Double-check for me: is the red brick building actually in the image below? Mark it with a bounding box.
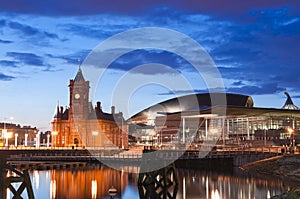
[51,67,128,148]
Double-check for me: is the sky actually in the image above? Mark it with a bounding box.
[0,0,300,132]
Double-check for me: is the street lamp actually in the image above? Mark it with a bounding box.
[3,129,7,147]
[47,134,50,148]
[15,133,18,147]
[92,131,98,149]
[36,132,40,148]
[4,130,13,147]
[25,133,28,147]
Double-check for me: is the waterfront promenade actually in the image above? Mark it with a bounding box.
[0,146,284,170]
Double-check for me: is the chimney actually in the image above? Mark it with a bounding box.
[60,106,64,114]
[111,106,115,114]
[96,101,102,110]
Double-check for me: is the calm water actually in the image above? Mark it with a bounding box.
[6,166,293,199]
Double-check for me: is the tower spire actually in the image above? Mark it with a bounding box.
[282,92,299,110]
[74,59,85,82]
[78,58,81,69]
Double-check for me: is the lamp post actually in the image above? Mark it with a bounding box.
[47,134,50,148]
[36,132,40,148]
[4,131,12,148]
[25,133,28,147]
[15,133,18,147]
[92,131,98,150]
[3,129,8,147]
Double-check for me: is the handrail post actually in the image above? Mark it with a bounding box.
[0,153,7,199]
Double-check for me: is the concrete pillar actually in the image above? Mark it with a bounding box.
[14,133,18,147]
[222,118,225,145]
[182,117,185,143]
[205,119,208,140]
[247,118,250,140]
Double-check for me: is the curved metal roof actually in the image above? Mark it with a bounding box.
[129,93,253,124]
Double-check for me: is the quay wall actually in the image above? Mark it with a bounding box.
[1,149,281,170]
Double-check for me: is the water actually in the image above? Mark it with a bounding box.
[7,166,293,199]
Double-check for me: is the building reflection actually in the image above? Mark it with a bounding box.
[26,166,294,199]
[49,166,128,199]
[50,180,56,199]
[91,180,97,199]
[176,169,292,199]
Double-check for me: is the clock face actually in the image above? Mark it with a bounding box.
[74,93,80,99]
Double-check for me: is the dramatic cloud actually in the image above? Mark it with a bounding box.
[0,39,12,44]
[0,72,15,81]
[6,52,45,66]
[227,83,286,95]
[8,21,59,39]
[107,50,190,74]
[0,60,19,68]
[0,0,299,19]
[46,49,92,65]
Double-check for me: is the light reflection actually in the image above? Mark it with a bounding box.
[211,189,220,199]
[27,167,295,199]
[91,180,97,199]
[6,188,10,199]
[267,190,271,199]
[50,180,56,199]
[33,170,40,190]
[183,177,186,199]
[206,176,209,199]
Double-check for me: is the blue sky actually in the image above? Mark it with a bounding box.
[0,0,299,131]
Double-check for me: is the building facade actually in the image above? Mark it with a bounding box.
[0,123,38,147]
[129,93,300,147]
[51,67,128,149]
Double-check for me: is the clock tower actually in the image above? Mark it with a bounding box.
[68,67,90,146]
[52,66,128,149]
[69,67,90,119]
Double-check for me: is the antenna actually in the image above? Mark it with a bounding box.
[78,58,81,68]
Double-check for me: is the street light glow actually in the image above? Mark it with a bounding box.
[92,131,99,136]
[287,127,294,134]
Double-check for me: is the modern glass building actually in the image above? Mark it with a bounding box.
[129,93,300,147]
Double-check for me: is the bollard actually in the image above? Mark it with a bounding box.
[108,186,117,199]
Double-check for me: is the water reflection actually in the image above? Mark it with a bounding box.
[50,180,56,199]
[211,189,220,199]
[17,166,295,199]
[33,170,39,190]
[175,169,292,199]
[91,180,97,199]
[47,166,128,199]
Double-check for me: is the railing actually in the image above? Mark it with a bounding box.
[4,146,287,165]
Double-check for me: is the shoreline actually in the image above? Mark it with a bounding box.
[242,154,300,198]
